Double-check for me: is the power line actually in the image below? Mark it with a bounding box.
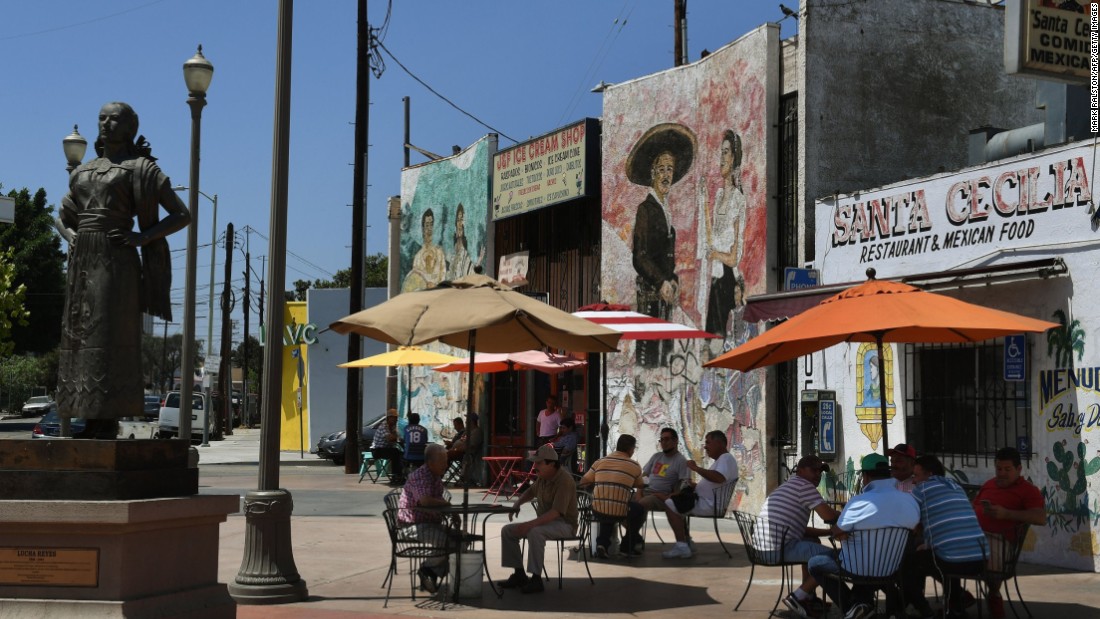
[0,0,169,42]
[373,37,518,144]
[559,0,636,125]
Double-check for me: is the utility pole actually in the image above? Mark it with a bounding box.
[343,0,369,474]
[219,222,235,436]
[674,0,687,67]
[242,232,252,428]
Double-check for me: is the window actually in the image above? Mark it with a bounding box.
[904,340,1032,463]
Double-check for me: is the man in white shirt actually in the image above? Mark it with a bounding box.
[661,430,739,559]
[535,395,563,443]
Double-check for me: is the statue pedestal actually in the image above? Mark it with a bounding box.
[0,495,240,618]
[0,440,238,617]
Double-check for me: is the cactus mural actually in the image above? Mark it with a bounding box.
[1043,439,1100,531]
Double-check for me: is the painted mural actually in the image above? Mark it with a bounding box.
[854,342,896,451]
[601,27,776,513]
[814,139,1100,571]
[397,136,495,442]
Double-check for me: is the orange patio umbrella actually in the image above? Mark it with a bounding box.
[705,269,1060,455]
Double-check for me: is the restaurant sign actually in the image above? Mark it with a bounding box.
[492,118,598,220]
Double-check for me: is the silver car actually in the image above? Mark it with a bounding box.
[21,396,55,417]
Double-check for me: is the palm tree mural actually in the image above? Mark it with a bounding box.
[1047,309,1085,368]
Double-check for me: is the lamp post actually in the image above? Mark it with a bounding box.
[63,125,87,174]
[174,185,217,447]
[58,125,87,438]
[179,45,214,444]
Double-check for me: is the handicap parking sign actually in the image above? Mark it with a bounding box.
[1004,334,1025,381]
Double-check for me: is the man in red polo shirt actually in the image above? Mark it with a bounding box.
[972,446,1046,618]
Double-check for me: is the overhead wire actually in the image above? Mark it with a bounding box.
[558,0,636,125]
[372,37,518,144]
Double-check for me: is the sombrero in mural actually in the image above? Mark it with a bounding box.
[625,122,697,187]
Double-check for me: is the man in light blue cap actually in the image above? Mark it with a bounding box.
[806,453,919,619]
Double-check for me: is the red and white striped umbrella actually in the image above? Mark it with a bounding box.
[573,303,718,341]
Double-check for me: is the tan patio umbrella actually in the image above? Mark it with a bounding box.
[338,346,461,419]
[330,273,622,353]
[331,273,621,503]
[704,269,1060,455]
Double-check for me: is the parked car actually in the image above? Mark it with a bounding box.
[315,416,385,466]
[143,395,162,421]
[158,391,219,441]
[21,396,55,417]
[31,410,86,438]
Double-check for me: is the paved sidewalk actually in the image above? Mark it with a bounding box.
[200,431,1100,618]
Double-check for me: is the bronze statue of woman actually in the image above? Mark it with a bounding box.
[56,102,191,438]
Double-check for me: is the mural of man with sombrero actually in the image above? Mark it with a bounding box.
[627,122,697,368]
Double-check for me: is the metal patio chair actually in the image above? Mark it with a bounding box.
[685,477,738,557]
[732,510,806,615]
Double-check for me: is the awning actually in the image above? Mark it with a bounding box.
[743,257,1067,323]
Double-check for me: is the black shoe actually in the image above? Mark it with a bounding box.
[619,541,644,556]
[520,577,545,594]
[497,572,529,589]
[417,566,438,593]
[595,545,609,559]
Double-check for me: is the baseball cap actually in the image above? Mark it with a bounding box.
[860,453,890,473]
[528,444,559,463]
[886,443,918,459]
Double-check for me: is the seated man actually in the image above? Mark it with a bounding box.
[397,443,459,594]
[445,416,467,463]
[661,430,739,559]
[578,434,646,558]
[498,444,578,594]
[808,454,919,619]
[887,443,919,493]
[902,455,989,619]
[552,417,580,474]
[757,455,840,618]
[638,427,691,523]
[973,446,1046,619]
[370,409,403,484]
[460,414,484,486]
[403,412,429,473]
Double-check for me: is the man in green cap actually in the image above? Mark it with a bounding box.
[805,453,919,619]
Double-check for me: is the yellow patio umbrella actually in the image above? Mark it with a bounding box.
[338,346,461,418]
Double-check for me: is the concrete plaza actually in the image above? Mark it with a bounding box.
[200,430,1100,618]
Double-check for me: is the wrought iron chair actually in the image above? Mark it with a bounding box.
[732,510,806,615]
[683,477,738,557]
[986,523,1033,618]
[590,480,641,556]
[533,491,595,589]
[824,526,912,616]
[380,508,453,608]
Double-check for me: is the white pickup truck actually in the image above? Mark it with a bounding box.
[158,391,218,441]
[117,418,158,439]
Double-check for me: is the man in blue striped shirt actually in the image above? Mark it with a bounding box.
[902,455,989,619]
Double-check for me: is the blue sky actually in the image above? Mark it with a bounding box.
[1,1,795,348]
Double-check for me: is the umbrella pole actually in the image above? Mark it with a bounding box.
[876,334,889,457]
[601,353,608,459]
[464,331,476,512]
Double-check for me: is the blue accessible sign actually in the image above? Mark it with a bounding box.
[1004,334,1025,382]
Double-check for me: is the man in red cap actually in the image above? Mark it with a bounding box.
[886,443,918,493]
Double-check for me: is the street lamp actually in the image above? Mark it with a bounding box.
[179,45,214,444]
[57,125,87,438]
[62,125,87,174]
[175,185,217,447]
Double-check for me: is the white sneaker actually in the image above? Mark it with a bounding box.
[661,541,693,559]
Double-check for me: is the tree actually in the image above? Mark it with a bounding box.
[286,253,388,301]
[0,187,67,354]
[231,335,263,394]
[0,249,31,357]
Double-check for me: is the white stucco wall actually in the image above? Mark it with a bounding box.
[813,139,1100,571]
